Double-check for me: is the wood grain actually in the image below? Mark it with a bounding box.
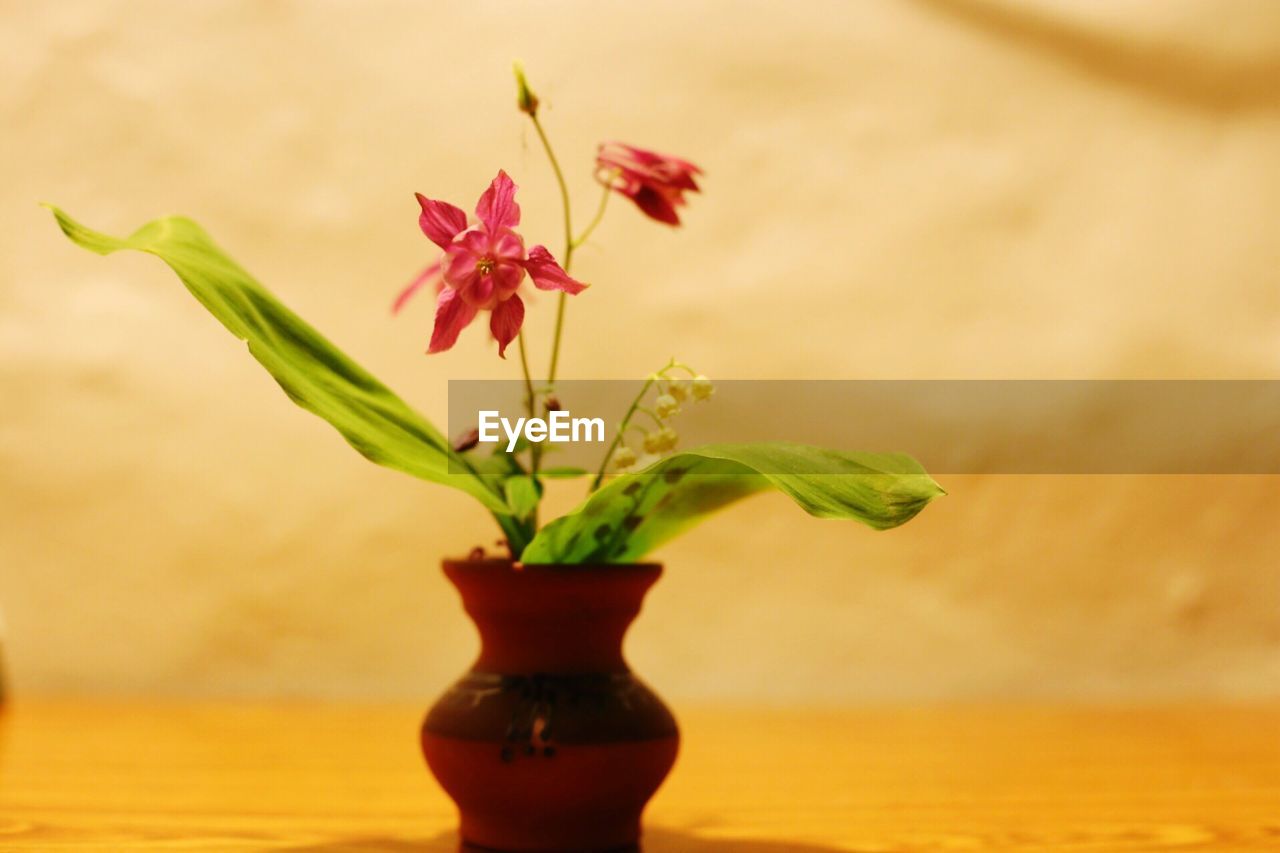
[0,701,1277,851]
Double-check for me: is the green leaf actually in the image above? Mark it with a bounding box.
[46,206,511,519]
[470,450,518,489]
[522,442,943,564]
[539,466,590,479]
[503,475,541,520]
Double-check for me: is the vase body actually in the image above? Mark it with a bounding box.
[422,558,678,852]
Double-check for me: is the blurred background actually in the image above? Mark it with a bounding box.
[1,0,1277,703]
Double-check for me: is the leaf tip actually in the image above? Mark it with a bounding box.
[40,201,68,229]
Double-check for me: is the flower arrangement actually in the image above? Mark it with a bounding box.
[46,65,942,564]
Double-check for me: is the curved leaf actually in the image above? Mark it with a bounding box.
[46,206,511,517]
[503,475,541,520]
[522,442,943,564]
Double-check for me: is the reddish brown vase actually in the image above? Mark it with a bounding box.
[422,558,678,852]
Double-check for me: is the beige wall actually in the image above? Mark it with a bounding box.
[1,0,1278,701]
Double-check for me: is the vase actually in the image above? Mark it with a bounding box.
[422,557,679,852]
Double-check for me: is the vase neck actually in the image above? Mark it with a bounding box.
[443,560,661,675]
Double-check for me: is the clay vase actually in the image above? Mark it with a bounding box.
[421,558,678,852]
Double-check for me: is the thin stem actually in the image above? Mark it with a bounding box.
[517,331,540,527]
[529,114,575,386]
[573,180,612,249]
[589,375,656,493]
[517,332,537,418]
[634,406,666,428]
[530,114,574,263]
[547,292,568,385]
[652,358,696,380]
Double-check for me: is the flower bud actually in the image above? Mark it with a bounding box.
[452,426,480,452]
[612,446,638,470]
[654,393,681,419]
[544,394,561,412]
[644,427,679,454]
[642,430,663,455]
[666,381,689,402]
[513,61,539,116]
[691,374,714,401]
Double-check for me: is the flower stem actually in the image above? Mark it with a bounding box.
[573,181,612,249]
[546,291,568,386]
[530,114,574,263]
[665,359,698,377]
[590,374,656,492]
[524,110,617,498]
[517,332,536,417]
[634,406,665,428]
[517,331,541,526]
[528,113,575,386]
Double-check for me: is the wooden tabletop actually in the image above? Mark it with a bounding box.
[0,700,1277,851]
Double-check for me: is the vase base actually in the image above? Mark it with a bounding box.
[425,731,677,853]
[461,841,639,853]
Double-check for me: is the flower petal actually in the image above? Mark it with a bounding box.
[415,193,468,250]
[488,226,526,263]
[427,287,479,354]
[631,186,682,225]
[465,273,497,308]
[489,294,525,359]
[599,141,703,178]
[490,259,526,299]
[392,261,442,315]
[523,245,588,294]
[442,229,486,291]
[475,170,520,232]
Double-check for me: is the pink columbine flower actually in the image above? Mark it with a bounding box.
[596,142,703,226]
[394,170,587,357]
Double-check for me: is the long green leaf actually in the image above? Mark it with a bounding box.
[46,207,511,517]
[522,442,943,564]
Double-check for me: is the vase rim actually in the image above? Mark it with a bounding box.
[443,557,662,573]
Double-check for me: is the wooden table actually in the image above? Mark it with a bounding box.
[0,701,1276,851]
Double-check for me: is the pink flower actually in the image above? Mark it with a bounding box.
[394,170,587,357]
[596,142,703,226]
